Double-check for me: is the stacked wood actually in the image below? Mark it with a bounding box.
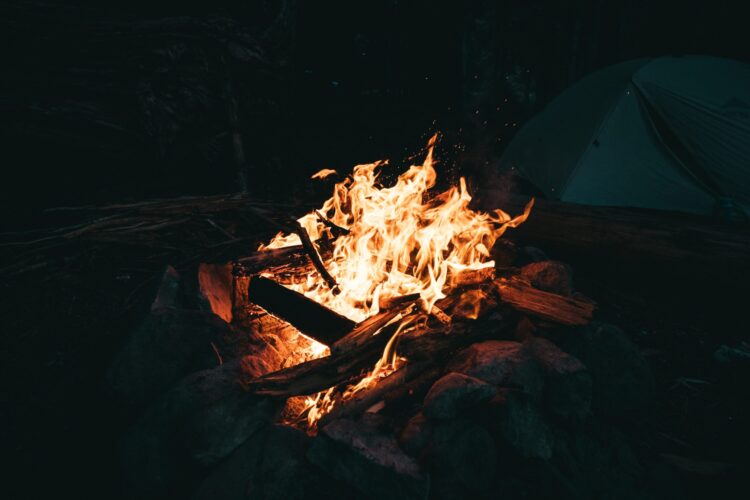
[495,277,595,326]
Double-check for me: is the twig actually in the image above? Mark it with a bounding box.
[294,222,340,294]
[315,210,349,237]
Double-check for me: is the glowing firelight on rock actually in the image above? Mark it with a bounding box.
[259,134,533,323]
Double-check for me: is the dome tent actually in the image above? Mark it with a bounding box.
[499,56,750,217]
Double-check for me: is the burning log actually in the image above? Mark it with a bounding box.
[247,276,355,345]
[495,277,595,326]
[449,266,496,287]
[317,360,431,427]
[378,293,421,311]
[235,245,308,272]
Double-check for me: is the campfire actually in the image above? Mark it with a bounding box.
[227,135,594,435]
[110,135,606,499]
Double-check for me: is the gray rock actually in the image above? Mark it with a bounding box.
[425,419,498,500]
[399,413,433,456]
[151,265,183,310]
[120,360,279,498]
[423,372,496,420]
[525,337,592,419]
[557,322,654,419]
[108,307,230,409]
[517,246,548,265]
[490,239,519,267]
[552,420,645,500]
[447,340,544,399]
[520,260,573,295]
[307,416,429,500]
[487,390,553,460]
[194,425,348,500]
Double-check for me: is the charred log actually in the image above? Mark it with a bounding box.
[495,277,594,326]
[247,276,355,345]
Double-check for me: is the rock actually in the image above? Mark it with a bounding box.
[557,322,654,419]
[120,360,279,498]
[517,246,548,265]
[198,263,234,323]
[552,421,644,500]
[424,419,498,500]
[399,413,433,456]
[525,337,592,419]
[307,416,429,500]
[194,425,349,500]
[108,307,230,409]
[490,239,519,267]
[486,390,553,460]
[520,260,573,295]
[423,372,496,420]
[447,340,544,399]
[151,265,183,310]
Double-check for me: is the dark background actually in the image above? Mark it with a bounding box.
[1,1,748,498]
[2,0,748,225]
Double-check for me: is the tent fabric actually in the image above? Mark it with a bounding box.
[500,56,750,216]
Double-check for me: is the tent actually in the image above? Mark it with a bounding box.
[499,56,750,217]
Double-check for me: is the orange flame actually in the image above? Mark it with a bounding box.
[259,134,533,323]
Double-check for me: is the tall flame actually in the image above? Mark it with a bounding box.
[259,134,533,323]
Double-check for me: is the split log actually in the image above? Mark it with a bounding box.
[378,293,421,311]
[242,306,413,397]
[244,308,511,399]
[247,276,355,345]
[317,361,432,427]
[495,277,594,326]
[449,267,496,287]
[235,245,308,272]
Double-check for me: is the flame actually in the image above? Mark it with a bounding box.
[259,134,533,323]
[311,168,338,180]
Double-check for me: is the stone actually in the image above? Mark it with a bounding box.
[194,425,350,500]
[447,340,544,399]
[424,419,498,500]
[120,360,279,498]
[490,239,519,267]
[520,260,573,295]
[556,322,654,419]
[399,413,433,456]
[552,420,645,500]
[108,307,230,409]
[525,337,592,419]
[517,246,548,265]
[485,390,553,460]
[423,372,496,420]
[307,416,429,500]
[198,263,234,323]
[151,265,183,310]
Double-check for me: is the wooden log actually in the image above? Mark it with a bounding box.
[235,245,307,271]
[378,293,421,310]
[317,361,432,427]
[495,277,594,326]
[448,266,496,287]
[247,276,355,345]
[480,191,750,280]
[244,308,511,398]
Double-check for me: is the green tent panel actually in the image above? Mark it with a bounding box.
[500,56,750,216]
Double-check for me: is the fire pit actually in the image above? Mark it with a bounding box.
[110,136,653,500]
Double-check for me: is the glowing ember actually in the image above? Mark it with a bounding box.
[259,134,533,323]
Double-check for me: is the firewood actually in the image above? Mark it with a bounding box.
[244,308,511,398]
[483,192,750,281]
[378,293,421,310]
[247,276,355,345]
[495,277,594,326]
[449,267,496,287]
[293,222,340,293]
[317,361,432,427]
